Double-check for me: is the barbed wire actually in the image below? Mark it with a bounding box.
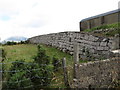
[0,58,64,72]
[2,75,63,84]
[1,65,69,73]
[0,60,73,72]
[1,59,73,89]
[0,58,62,66]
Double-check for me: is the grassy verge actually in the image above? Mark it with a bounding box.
[84,22,120,32]
[104,29,120,36]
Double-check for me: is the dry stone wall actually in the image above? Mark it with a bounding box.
[73,58,120,88]
[28,31,114,60]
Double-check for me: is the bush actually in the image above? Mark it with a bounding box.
[3,59,52,89]
[18,41,28,44]
[52,56,61,72]
[3,45,53,89]
[3,60,33,89]
[34,45,50,65]
[0,48,6,61]
[5,41,17,45]
[33,45,53,87]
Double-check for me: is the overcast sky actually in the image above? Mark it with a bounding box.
[0,0,119,41]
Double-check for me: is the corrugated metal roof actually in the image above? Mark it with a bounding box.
[81,9,120,22]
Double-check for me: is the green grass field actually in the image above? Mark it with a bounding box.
[3,44,73,65]
[4,44,37,62]
[3,44,74,88]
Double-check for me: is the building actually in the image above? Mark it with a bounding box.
[80,9,120,31]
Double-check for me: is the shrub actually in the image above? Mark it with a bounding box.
[3,60,33,89]
[3,59,52,89]
[5,41,17,45]
[52,56,61,72]
[18,41,28,44]
[0,48,6,61]
[3,45,53,89]
[34,45,50,65]
[33,45,53,87]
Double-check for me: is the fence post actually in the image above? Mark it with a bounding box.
[73,42,79,78]
[62,57,70,87]
[0,47,2,90]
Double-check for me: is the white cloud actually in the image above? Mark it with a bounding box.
[23,19,46,28]
[0,0,119,41]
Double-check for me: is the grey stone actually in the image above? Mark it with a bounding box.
[73,59,119,88]
[100,42,107,46]
[28,31,114,60]
[97,46,104,50]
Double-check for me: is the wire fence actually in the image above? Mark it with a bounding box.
[0,58,74,89]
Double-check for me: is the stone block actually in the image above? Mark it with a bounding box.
[89,35,99,41]
[103,47,109,50]
[97,46,104,50]
[100,42,107,46]
[84,34,89,40]
[90,49,96,53]
[92,42,100,46]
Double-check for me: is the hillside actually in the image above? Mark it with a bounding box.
[3,44,73,63]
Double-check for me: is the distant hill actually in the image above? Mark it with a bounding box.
[3,36,28,42]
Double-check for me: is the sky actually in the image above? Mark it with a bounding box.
[0,0,119,41]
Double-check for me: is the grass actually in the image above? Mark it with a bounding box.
[3,44,74,88]
[3,44,73,65]
[83,22,120,36]
[104,29,120,36]
[3,43,119,88]
[3,44,89,88]
[3,44,37,62]
[41,44,73,65]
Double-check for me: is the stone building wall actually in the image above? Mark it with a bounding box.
[28,31,115,60]
[73,58,120,88]
[104,13,118,24]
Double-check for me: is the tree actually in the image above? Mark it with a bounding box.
[5,41,17,45]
